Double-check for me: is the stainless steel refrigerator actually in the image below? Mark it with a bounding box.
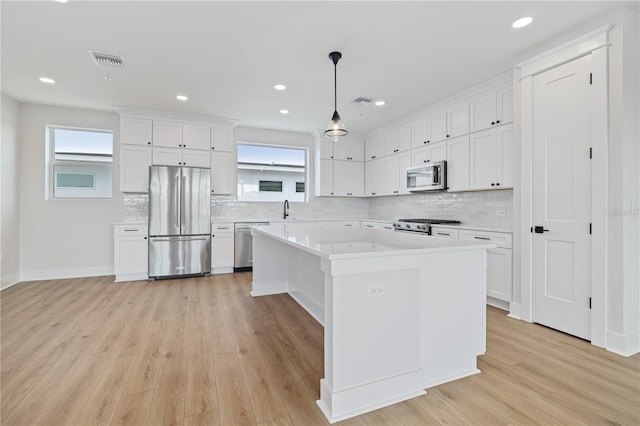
[148,165,211,279]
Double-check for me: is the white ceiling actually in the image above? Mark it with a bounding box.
[1,1,632,135]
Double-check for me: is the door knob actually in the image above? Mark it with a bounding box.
[532,226,550,234]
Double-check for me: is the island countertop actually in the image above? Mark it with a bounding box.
[251,223,496,260]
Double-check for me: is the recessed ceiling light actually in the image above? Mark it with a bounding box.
[374,100,386,106]
[39,77,56,84]
[176,95,188,101]
[279,109,290,114]
[55,0,68,3]
[274,84,286,91]
[512,17,533,28]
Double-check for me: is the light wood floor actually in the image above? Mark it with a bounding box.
[1,273,638,426]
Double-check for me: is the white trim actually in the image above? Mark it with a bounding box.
[507,302,523,321]
[115,107,239,127]
[606,330,640,357]
[518,27,610,348]
[114,272,148,283]
[518,25,612,78]
[1,273,21,290]
[19,266,114,282]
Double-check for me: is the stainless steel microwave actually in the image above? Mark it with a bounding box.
[406,161,447,192]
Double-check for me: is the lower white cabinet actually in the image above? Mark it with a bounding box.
[211,151,233,195]
[114,224,148,282]
[361,221,394,231]
[432,227,513,306]
[211,223,234,274]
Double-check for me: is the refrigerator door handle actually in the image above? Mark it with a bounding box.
[181,174,186,233]
[174,174,181,231]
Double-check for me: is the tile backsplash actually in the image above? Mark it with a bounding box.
[368,190,513,230]
[119,190,512,230]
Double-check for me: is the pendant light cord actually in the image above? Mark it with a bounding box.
[334,62,337,113]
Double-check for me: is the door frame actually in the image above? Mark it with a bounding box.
[515,26,610,348]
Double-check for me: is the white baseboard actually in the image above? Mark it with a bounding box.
[1,272,21,290]
[507,302,523,320]
[486,296,510,311]
[19,266,114,282]
[211,266,233,275]
[607,329,640,357]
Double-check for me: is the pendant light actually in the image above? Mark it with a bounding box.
[324,51,348,142]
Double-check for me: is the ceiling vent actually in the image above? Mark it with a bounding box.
[89,51,125,68]
[351,97,373,105]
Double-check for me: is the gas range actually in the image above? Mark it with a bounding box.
[392,218,462,235]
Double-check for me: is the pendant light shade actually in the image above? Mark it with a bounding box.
[324,51,348,142]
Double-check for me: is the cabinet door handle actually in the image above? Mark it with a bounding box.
[491,183,495,186]
[366,225,373,228]
[437,232,450,236]
[212,234,215,238]
[474,236,491,240]
[144,236,147,239]
[124,229,139,232]
[496,120,500,124]
[496,182,501,186]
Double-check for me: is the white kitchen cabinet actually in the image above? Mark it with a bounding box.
[459,229,513,304]
[182,122,211,151]
[365,134,385,160]
[446,135,470,191]
[211,124,234,152]
[365,157,384,196]
[120,116,152,146]
[120,144,152,193]
[316,159,334,196]
[152,120,183,148]
[211,223,234,274]
[361,221,394,231]
[333,138,364,161]
[384,124,411,155]
[318,139,334,160]
[114,224,148,282]
[211,151,233,195]
[410,141,447,166]
[153,147,210,168]
[446,100,469,139]
[333,160,364,196]
[384,151,410,195]
[430,226,460,240]
[469,84,513,133]
[410,116,429,148]
[469,124,513,190]
[426,109,447,143]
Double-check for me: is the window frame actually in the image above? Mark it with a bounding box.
[45,124,114,200]
[236,142,309,203]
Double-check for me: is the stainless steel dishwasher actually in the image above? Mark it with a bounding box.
[234,222,269,271]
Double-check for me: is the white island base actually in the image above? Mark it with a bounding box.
[250,225,492,423]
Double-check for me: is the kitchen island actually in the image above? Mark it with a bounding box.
[251,224,495,423]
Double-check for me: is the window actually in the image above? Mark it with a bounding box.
[47,126,113,199]
[237,143,306,202]
[259,180,283,192]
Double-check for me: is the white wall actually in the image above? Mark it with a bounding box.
[1,93,21,288]
[18,103,120,281]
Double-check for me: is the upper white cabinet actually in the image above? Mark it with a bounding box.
[318,139,334,160]
[317,158,334,196]
[333,139,364,161]
[333,160,364,196]
[411,141,446,166]
[121,117,152,146]
[120,145,152,193]
[152,120,183,148]
[446,101,470,139]
[365,158,384,196]
[153,147,210,168]
[446,135,470,191]
[211,124,234,152]
[211,151,233,195]
[410,117,429,148]
[469,83,513,133]
[365,134,385,160]
[384,124,411,155]
[426,109,447,143]
[384,151,411,195]
[182,122,211,151]
[469,124,513,190]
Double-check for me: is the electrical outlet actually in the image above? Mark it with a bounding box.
[368,284,384,297]
[496,209,506,216]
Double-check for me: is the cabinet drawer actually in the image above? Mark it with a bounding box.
[459,230,512,249]
[114,224,147,236]
[430,227,460,239]
[211,223,234,233]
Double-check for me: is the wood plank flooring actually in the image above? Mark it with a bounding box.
[1,273,638,425]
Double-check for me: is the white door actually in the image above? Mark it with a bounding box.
[532,54,592,340]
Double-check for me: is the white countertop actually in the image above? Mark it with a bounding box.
[252,224,496,260]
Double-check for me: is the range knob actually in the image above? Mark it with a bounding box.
[420,225,426,230]
[405,224,411,229]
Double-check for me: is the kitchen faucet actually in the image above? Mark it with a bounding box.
[283,199,289,219]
